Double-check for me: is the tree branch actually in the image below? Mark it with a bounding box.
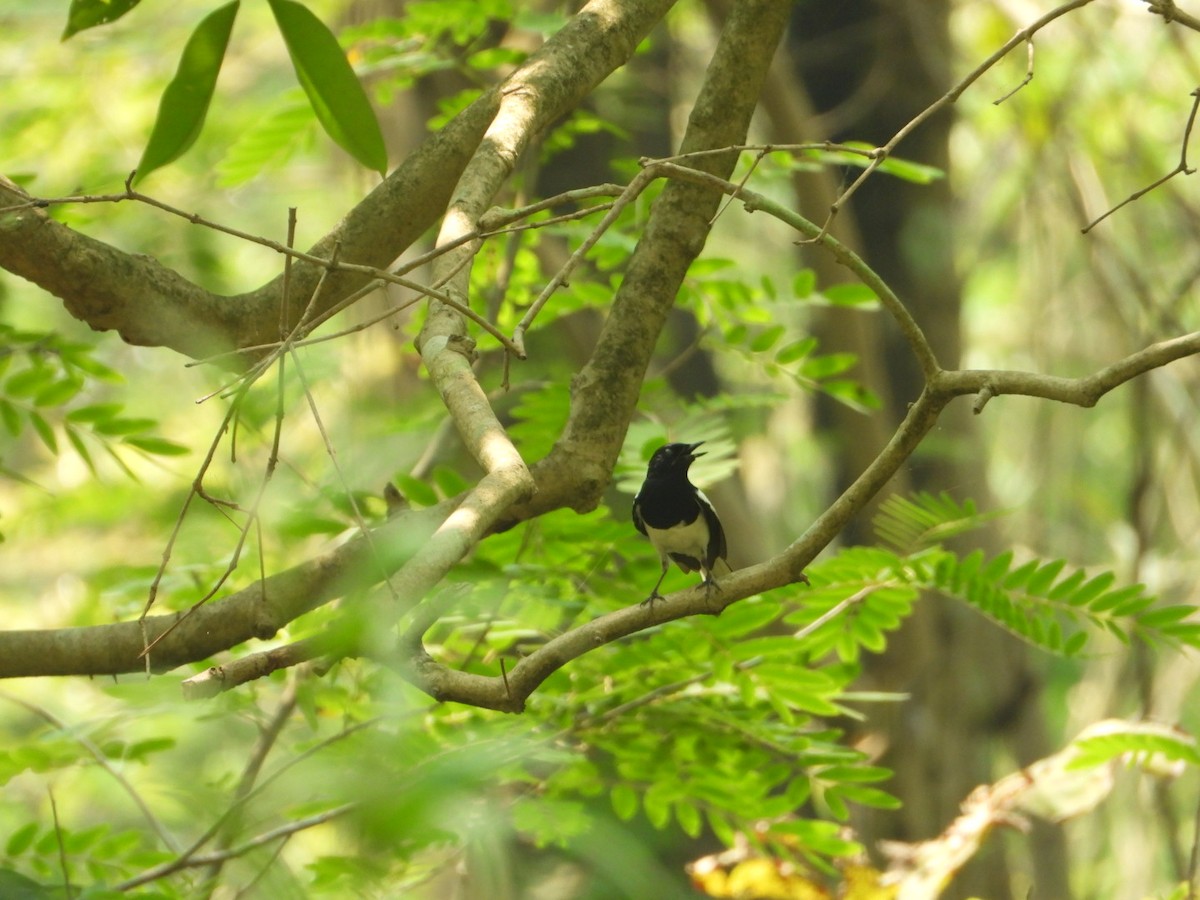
[0,500,453,678]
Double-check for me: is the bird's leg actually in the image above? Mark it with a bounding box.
[641,559,670,606]
[701,570,724,615]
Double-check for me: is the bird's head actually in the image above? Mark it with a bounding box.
[645,441,705,478]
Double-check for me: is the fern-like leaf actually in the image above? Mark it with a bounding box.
[872,491,1002,554]
[1066,720,1200,772]
[925,551,1200,656]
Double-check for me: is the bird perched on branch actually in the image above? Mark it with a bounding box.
[632,441,730,604]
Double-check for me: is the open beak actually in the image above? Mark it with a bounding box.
[685,441,705,458]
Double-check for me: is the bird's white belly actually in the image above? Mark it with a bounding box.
[648,515,710,556]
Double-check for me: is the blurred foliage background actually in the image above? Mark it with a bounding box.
[1,1,1199,898]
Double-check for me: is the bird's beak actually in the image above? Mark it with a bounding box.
[685,441,705,458]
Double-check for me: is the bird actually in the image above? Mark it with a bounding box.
[632,441,730,604]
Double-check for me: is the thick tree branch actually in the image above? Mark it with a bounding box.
[501,0,795,526]
[936,332,1200,411]
[0,501,453,678]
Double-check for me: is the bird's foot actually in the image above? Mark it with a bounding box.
[640,590,665,607]
[701,577,724,613]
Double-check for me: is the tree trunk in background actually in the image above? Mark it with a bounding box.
[778,2,1071,897]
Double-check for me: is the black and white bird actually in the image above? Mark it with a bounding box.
[632,441,730,604]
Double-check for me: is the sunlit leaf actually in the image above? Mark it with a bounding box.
[62,0,141,40]
[28,412,57,454]
[123,435,190,457]
[267,0,388,175]
[822,282,879,308]
[134,1,241,183]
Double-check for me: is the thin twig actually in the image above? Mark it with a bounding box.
[199,675,301,893]
[792,583,886,641]
[117,718,379,890]
[117,804,356,890]
[140,239,339,658]
[1145,0,1200,33]
[47,787,73,900]
[511,165,661,355]
[993,37,1035,105]
[1083,87,1200,232]
[140,380,251,651]
[827,0,1098,229]
[1188,786,1200,896]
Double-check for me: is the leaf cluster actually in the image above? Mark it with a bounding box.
[0,326,186,497]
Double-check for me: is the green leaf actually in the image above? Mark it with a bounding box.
[1063,631,1088,656]
[432,465,469,498]
[792,269,816,298]
[0,400,20,437]
[135,1,241,183]
[835,784,902,809]
[610,783,638,821]
[215,97,316,187]
[33,376,83,408]
[674,800,702,838]
[123,436,190,457]
[1026,559,1066,596]
[467,47,527,70]
[93,417,156,436]
[62,0,142,40]
[393,474,438,507]
[749,325,785,353]
[1002,559,1039,590]
[799,352,858,380]
[5,822,38,856]
[66,403,123,424]
[268,0,388,176]
[1135,605,1196,630]
[774,337,817,365]
[873,491,993,553]
[5,366,53,399]
[29,413,57,454]
[1070,572,1116,608]
[706,809,736,846]
[807,142,945,185]
[820,379,880,412]
[768,819,860,857]
[1067,724,1200,770]
[822,283,879,308]
[642,783,672,830]
[876,155,945,185]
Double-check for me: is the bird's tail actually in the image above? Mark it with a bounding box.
[710,558,732,577]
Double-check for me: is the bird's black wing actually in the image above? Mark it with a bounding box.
[631,493,648,536]
[696,489,727,569]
